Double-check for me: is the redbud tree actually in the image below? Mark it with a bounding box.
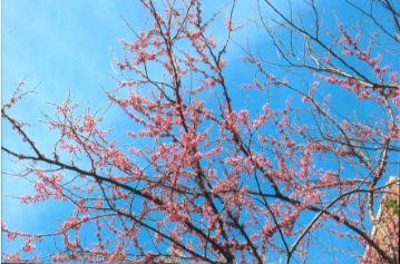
[2,0,399,263]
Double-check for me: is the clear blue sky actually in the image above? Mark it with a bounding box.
[1,1,272,261]
[2,1,397,263]
[1,0,273,235]
[2,0,138,230]
[1,0,150,259]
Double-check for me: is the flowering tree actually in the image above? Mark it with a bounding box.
[2,0,399,263]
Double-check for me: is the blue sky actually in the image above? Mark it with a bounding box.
[1,0,148,259]
[1,0,266,260]
[2,0,398,263]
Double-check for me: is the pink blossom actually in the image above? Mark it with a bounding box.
[225,19,232,31]
[341,120,351,130]
[219,60,227,68]
[83,115,96,131]
[22,243,35,253]
[204,78,215,87]
[60,216,82,231]
[7,232,18,240]
[52,255,70,262]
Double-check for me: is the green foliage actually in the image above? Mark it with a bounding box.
[387,198,400,215]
